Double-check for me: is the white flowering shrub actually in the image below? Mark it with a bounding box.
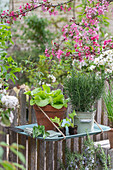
[91,50,113,75]
[74,49,113,80]
[0,83,19,127]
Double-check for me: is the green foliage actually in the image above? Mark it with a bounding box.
[10,15,54,85]
[60,134,111,170]
[0,24,21,85]
[11,15,53,63]
[51,110,76,128]
[104,82,113,124]
[50,117,63,128]
[64,72,105,112]
[25,84,69,109]
[0,142,26,170]
[0,23,25,170]
[33,125,50,139]
[66,110,76,128]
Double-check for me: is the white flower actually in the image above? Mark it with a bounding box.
[79,61,87,69]
[48,74,56,83]
[0,84,2,88]
[1,95,19,109]
[46,83,51,86]
[99,60,105,65]
[107,69,112,73]
[94,58,99,64]
[89,65,96,70]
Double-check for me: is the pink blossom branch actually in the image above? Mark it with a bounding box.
[0,0,74,20]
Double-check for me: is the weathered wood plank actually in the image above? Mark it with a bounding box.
[18,89,27,125]
[18,89,27,168]
[73,138,79,152]
[37,140,46,170]
[95,99,102,141]
[78,137,82,153]
[46,141,54,170]
[62,140,66,168]
[54,141,62,170]
[28,137,37,170]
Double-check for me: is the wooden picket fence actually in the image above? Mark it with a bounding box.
[0,86,110,170]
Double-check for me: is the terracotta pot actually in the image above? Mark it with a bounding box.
[68,125,78,135]
[108,128,113,149]
[33,105,66,130]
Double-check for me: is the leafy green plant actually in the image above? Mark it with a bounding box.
[0,24,21,85]
[11,15,54,63]
[64,72,105,112]
[60,134,111,170]
[33,125,50,139]
[50,110,76,128]
[0,23,25,169]
[65,110,76,128]
[25,84,69,109]
[50,117,63,128]
[104,82,113,126]
[0,142,26,170]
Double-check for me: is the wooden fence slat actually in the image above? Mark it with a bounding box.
[18,89,27,169]
[73,138,79,152]
[29,105,37,124]
[28,137,37,170]
[46,141,54,170]
[18,89,27,125]
[54,141,62,170]
[62,140,66,168]
[95,99,102,141]
[37,140,46,170]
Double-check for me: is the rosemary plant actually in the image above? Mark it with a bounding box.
[64,72,105,112]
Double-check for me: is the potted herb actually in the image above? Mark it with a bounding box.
[103,82,113,148]
[65,110,77,135]
[50,117,66,135]
[25,85,69,130]
[51,110,77,135]
[64,71,105,133]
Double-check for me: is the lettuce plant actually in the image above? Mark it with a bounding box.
[33,125,50,139]
[25,84,69,109]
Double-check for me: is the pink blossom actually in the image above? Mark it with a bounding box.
[66,52,70,57]
[19,5,22,9]
[6,20,10,24]
[68,7,71,11]
[56,50,64,61]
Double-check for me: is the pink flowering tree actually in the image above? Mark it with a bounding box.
[1,0,113,83]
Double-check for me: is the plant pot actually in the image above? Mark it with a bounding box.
[74,111,96,134]
[33,105,66,130]
[68,125,78,135]
[108,128,113,149]
[56,127,66,136]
